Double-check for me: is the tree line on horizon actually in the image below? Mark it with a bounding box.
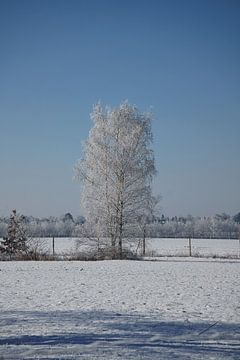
[0,210,239,240]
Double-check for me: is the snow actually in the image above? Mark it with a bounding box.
[40,237,77,255]
[0,260,239,359]
[146,238,240,258]
[23,237,240,258]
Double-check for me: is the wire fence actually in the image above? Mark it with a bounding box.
[142,238,240,258]
[40,237,240,259]
[1,236,239,259]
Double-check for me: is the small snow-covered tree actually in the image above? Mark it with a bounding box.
[75,102,157,258]
[0,210,28,259]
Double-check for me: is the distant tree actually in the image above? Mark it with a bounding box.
[75,216,85,225]
[215,213,230,221]
[61,213,74,222]
[75,102,157,258]
[0,218,7,237]
[233,212,240,224]
[0,210,28,259]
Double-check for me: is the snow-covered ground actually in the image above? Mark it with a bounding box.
[37,237,78,255]
[1,237,239,258]
[0,260,239,359]
[146,238,240,258]
[25,237,240,258]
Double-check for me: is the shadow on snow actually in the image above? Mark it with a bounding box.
[0,310,239,359]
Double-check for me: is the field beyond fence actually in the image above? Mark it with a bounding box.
[10,237,239,259]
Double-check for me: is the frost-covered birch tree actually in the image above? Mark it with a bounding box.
[75,102,156,258]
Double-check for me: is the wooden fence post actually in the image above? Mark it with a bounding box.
[52,236,55,256]
[142,228,146,256]
[189,237,192,257]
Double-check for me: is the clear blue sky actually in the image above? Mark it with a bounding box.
[0,0,239,217]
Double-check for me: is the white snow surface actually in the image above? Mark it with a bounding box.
[17,237,240,258]
[146,238,240,258]
[0,260,239,359]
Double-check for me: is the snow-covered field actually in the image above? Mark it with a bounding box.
[146,238,240,258]
[1,237,239,258]
[27,237,240,258]
[0,260,239,359]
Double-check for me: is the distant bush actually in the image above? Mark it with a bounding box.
[65,246,139,261]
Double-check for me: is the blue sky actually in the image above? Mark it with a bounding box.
[0,0,239,217]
